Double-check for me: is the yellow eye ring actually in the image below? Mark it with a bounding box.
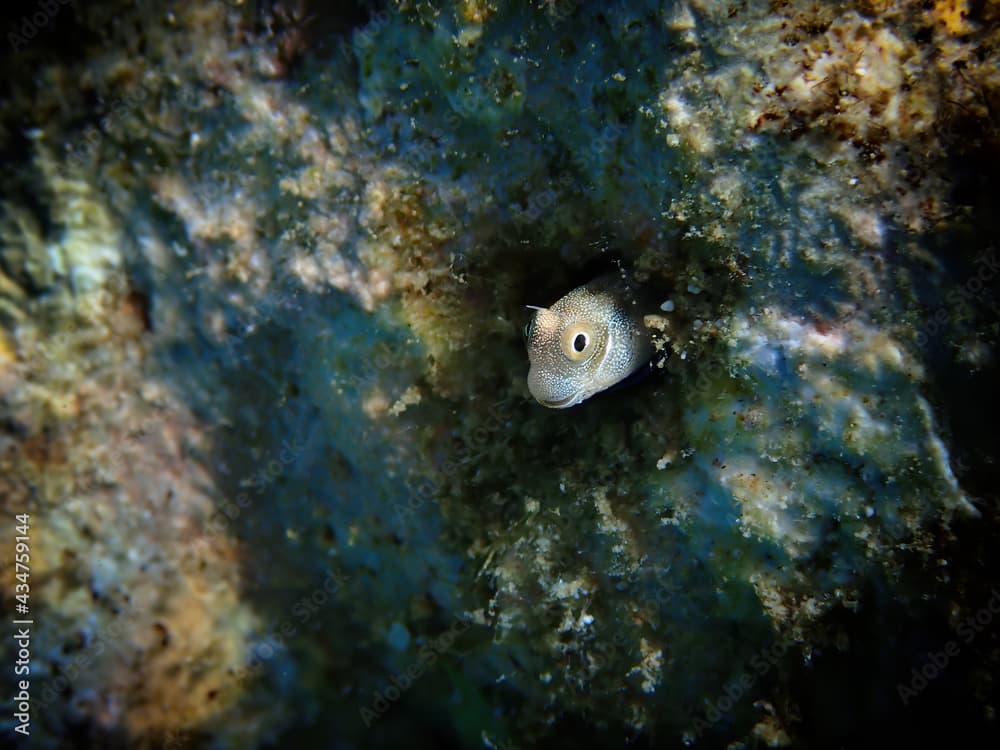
[561,323,595,360]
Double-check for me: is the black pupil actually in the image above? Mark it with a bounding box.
[573,333,588,352]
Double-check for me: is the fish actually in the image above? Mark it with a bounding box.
[525,273,654,408]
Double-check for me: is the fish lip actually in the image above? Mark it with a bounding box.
[539,390,586,408]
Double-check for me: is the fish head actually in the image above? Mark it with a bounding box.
[525,284,631,408]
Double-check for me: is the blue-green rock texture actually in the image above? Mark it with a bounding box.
[0,1,998,748]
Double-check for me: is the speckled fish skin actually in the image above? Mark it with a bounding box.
[526,273,653,408]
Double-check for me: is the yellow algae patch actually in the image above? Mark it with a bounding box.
[121,577,258,734]
[461,0,496,25]
[934,0,973,35]
[0,328,16,364]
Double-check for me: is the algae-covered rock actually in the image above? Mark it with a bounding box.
[0,1,998,748]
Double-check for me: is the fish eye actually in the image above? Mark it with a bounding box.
[561,323,595,361]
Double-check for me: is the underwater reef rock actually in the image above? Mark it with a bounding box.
[1,0,998,748]
[0,168,264,743]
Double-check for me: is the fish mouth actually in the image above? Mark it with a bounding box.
[538,390,586,409]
